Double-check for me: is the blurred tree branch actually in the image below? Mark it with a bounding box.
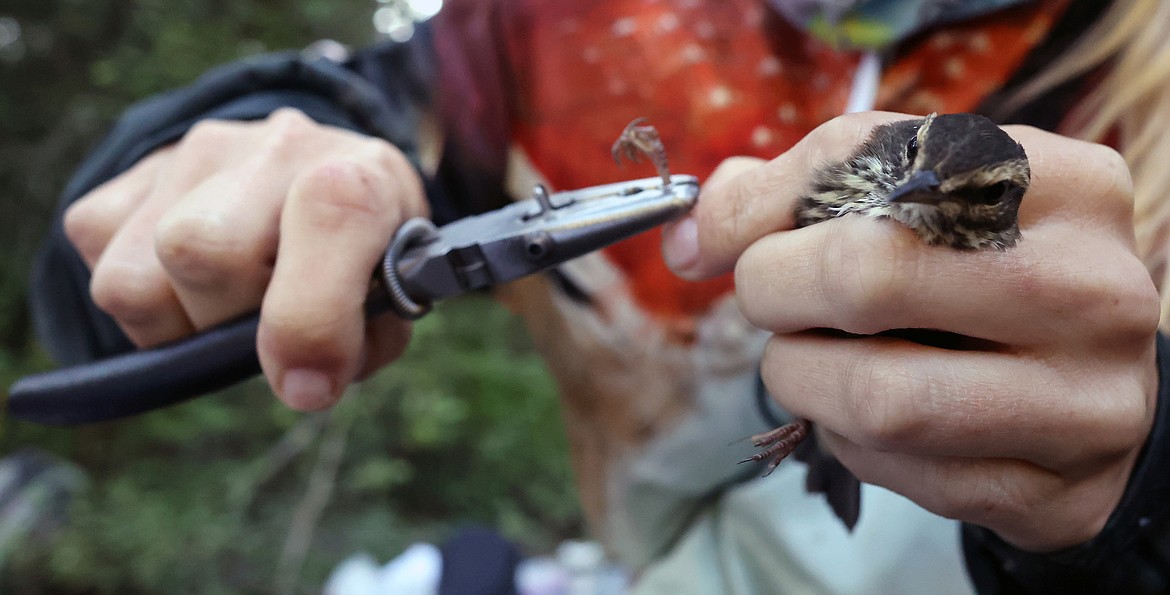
[275,405,353,595]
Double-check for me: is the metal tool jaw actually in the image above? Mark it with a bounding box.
[382,174,698,319]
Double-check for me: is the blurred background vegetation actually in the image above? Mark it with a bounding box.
[0,0,579,592]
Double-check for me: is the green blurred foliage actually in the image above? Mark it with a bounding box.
[3,299,577,594]
[0,1,579,592]
[0,0,377,354]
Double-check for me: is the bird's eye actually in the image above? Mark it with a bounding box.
[961,181,1012,205]
[906,136,919,163]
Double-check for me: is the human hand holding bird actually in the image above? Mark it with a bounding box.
[662,112,1159,551]
[746,112,1031,530]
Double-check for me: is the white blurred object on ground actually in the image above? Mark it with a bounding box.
[518,540,628,595]
[325,538,631,595]
[324,543,442,595]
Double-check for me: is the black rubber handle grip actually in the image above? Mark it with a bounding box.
[8,314,262,426]
[8,286,397,426]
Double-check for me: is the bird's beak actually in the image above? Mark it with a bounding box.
[887,170,943,205]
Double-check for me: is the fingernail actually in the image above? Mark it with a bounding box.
[280,368,335,410]
[663,215,699,275]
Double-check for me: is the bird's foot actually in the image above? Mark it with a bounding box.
[611,117,672,187]
[738,418,810,476]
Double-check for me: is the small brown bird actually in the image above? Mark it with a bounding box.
[744,112,1030,529]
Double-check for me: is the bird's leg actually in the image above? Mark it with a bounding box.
[611,117,672,187]
[739,418,810,476]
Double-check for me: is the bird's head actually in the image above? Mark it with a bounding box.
[883,113,1030,250]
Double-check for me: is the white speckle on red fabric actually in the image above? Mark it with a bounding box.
[944,56,965,79]
[709,85,733,108]
[751,126,775,148]
[778,103,798,124]
[682,43,707,63]
[612,17,637,38]
[657,12,680,33]
[758,56,783,77]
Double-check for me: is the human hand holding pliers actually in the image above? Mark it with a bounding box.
[9,167,697,425]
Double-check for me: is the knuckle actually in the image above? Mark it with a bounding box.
[803,113,892,165]
[702,173,753,256]
[1064,251,1159,342]
[90,262,173,325]
[1038,262,1099,316]
[1105,259,1161,341]
[63,199,111,259]
[710,156,765,186]
[1080,375,1153,457]
[1021,239,1157,345]
[266,107,314,131]
[154,213,249,287]
[822,224,903,335]
[758,335,787,387]
[1090,143,1134,206]
[359,139,426,216]
[943,471,1027,524]
[733,248,770,328]
[844,354,926,450]
[259,108,316,152]
[361,137,412,174]
[297,160,398,229]
[806,114,862,150]
[182,119,234,147]
[725,180,755,245]
[1052,141,1135,225]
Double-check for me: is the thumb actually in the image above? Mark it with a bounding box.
[661,112,910,280]
[661,154,787,280]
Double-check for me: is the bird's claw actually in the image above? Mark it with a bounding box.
[611,117,672,187]
[739,418,810,477]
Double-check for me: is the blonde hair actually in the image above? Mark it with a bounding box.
[1004,0,1170,321]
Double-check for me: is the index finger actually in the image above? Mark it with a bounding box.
[257,144,427,410]
[662,111,918,280]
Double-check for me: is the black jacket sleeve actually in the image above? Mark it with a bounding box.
[29,34,435,366]
[962,332,1170,594]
